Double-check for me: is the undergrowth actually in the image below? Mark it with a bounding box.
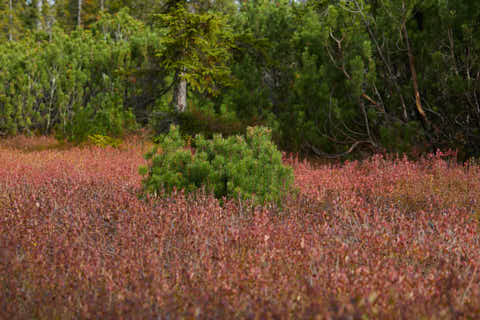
[1,137,479,319]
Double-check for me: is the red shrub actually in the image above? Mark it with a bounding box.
[1,139,479,319]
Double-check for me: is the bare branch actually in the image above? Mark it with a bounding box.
[305,140,376,159]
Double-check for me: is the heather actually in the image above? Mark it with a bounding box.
[1,137,480,319]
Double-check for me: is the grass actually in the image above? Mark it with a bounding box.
[1,137,479,319]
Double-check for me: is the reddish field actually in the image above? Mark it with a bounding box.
[1,136,480,319]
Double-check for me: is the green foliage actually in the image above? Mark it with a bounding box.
[379,121,425,154]
[0,0,24,41]
[221,0,378,153]
[91,8,146,40]
[154,5,235,96]
[216,0,480,157]
[87,134,122,148]
[0,11,162,142]
[59,100,136,144]
[140,125,294,206]
[176,107,262,140]
[2,0,480,158]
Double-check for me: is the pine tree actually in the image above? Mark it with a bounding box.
[0,0,23,40]
[155,3,235,112]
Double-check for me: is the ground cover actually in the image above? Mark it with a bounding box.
[1,136,479,319]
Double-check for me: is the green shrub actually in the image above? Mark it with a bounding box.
[87,134,122,148]
[57,101,136,144]
[139,125,294,206]
[148,107,262,140]
[0,11,159,142]
[177,108,246,139]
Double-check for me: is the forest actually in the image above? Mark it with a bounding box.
[0,0,479,158]
[1,0,480,319]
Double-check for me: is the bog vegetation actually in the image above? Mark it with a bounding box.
[1,137,480,319]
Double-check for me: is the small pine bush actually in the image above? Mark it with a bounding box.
[139,125,294,206]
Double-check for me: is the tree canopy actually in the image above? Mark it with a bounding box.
[0,0,479,159]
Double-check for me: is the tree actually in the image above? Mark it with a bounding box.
[0,0,23,40]
[36,0,43,30]
[21,0,44,31]
[155,4,234,112]
[8,0,14,39]
[52,0,100,30]
[77,0,82,27]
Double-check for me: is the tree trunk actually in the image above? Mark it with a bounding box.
[8,0,13,41]
[172,2,195,113]
[173,70,187,112]
[36,0,43,30]
[402,20,428,125]
[45,0,54,41]
[77,0,82,28]
[100,0,106,38]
